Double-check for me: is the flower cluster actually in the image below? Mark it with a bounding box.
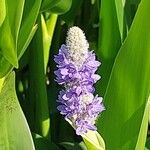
[54,26,105,135]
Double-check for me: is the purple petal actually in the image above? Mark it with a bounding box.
[60,68,68,75]
[91,74,101,82]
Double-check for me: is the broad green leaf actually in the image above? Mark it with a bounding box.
[0,0,41,78]
[6,0,25,44]
[50,0,72,15]
[0,72,35,150]
[135,96,150,150]
[0,25,37,78]
[96,0,121,96]
[98,0,150,149]
[17,0,42,56]
[0,18,18,68]
[0,0,25,68]
[41,0,61,12]
[0,0,6,27]
[66,119,105,150]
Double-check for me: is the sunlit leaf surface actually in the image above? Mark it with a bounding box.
[0,72,35,150]
[98,0,150,149]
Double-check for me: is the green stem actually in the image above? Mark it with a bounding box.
[29,15,50,139]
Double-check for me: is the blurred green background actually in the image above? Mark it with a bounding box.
[0,0,150,149]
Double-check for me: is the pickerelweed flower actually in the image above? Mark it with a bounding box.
[54,26,105,135]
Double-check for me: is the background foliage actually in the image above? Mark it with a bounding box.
[0,0,150,149]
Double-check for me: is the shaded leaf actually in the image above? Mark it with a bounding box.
[60,0,84,25]
[50,0,72,15]
[146,137,150,149]
[18,24,37,60]
[32,133,60,150]
[41,0,61,12]
[60,141,87,150]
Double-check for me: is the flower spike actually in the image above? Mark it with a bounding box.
[54,26,105,135]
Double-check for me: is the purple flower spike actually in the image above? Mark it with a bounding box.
[54,26,105,135]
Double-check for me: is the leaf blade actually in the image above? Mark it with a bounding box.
[135,96,150,150]
[97,0,122,96]
[0,72,35,149]
[0,0,6,27]
[98,0,150,149]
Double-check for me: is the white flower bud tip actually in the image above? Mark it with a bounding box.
[66,26,89,66]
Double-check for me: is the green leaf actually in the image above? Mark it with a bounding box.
[125,0,141,29]
[0,18,18,68]
[0,0,25,68]
[60,0,84,25]
[0,25,37,79]
[50,0,72,15]
[96,0,122,96]
[18,24,37,60]
[0,72,35,149]
[0,55,12,78]
[17,0,42,56]
[42,14,58,73]
[29,15,50,139]
[6,0,25,44]
[0,0,41,78]
[0,0,6,27]
[98,0,150,149]
[41,0,61,12]
[146,137,150,149]
[115,0,126,40]
[135,96,150,150]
